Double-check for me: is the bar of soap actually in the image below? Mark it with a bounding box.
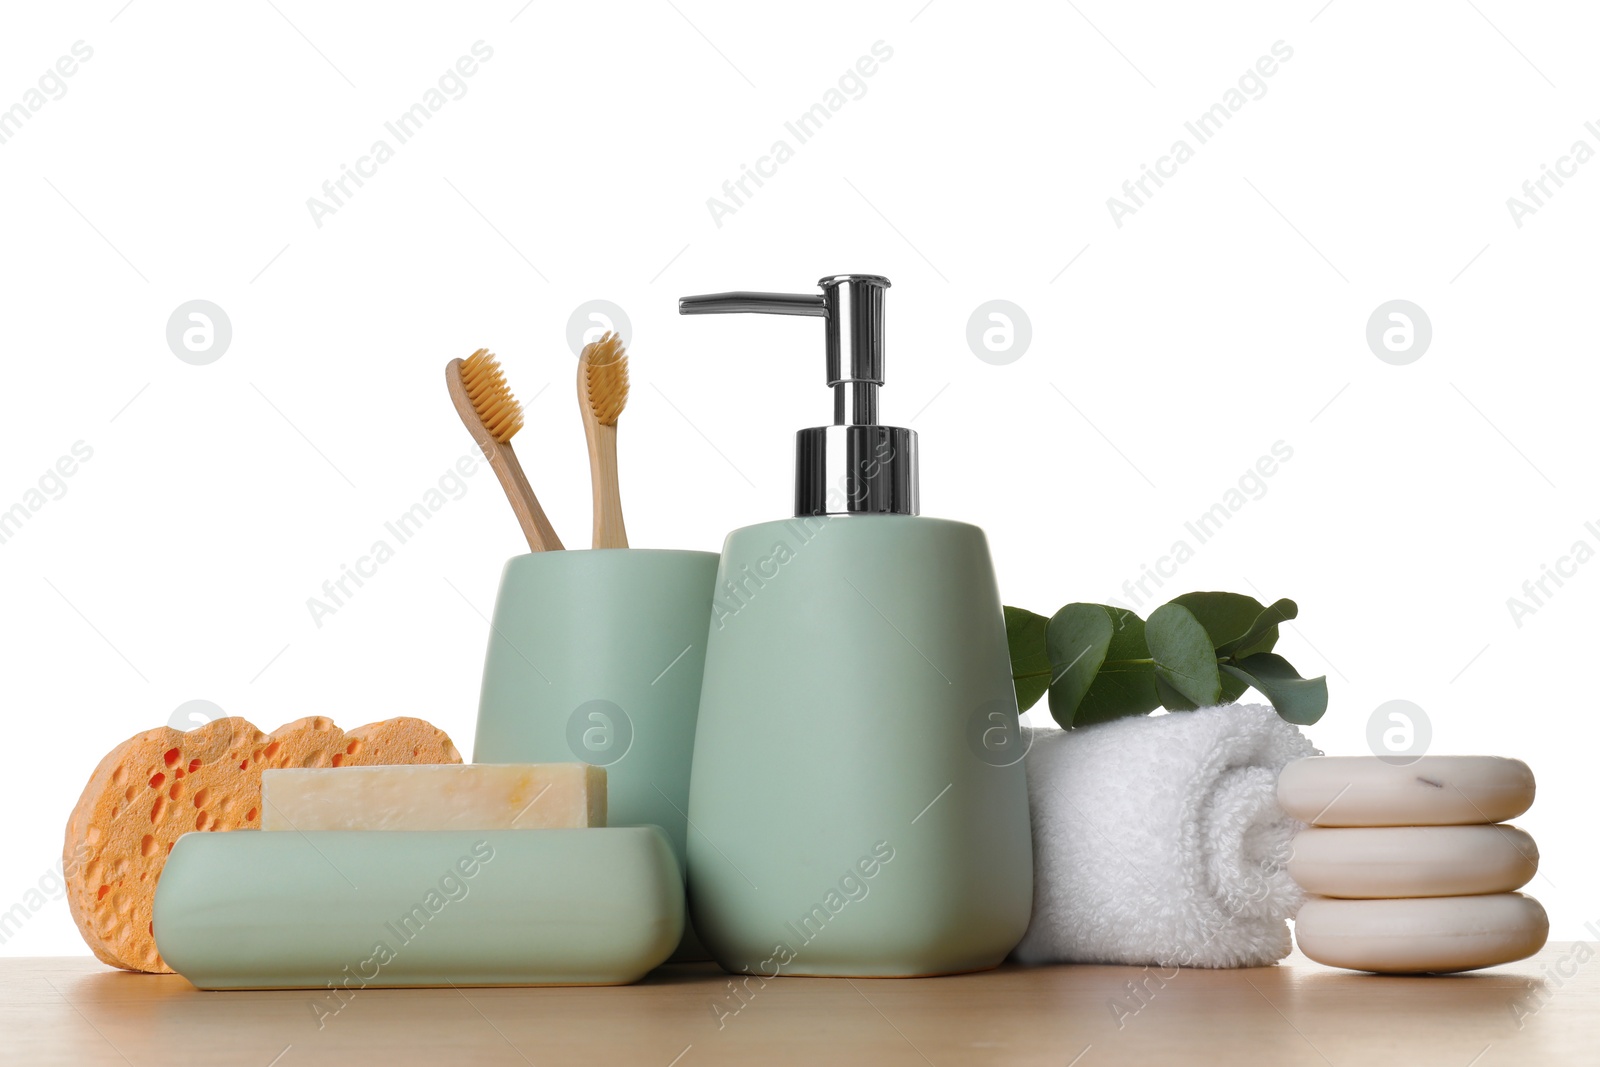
[1278,756,1534,827]
[261,763,605,831]
[1289,825,1537,898]
[1295,893,1547,973]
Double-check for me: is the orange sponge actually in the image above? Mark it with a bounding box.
[63,715,461,973]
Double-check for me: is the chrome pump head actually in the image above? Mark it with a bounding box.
[678,274,918,517]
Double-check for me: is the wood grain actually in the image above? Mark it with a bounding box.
[5,944,1594,1066]
[582,419,626,549]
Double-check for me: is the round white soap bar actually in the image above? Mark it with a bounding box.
[1289,825,1538,898]
[1278,756,1534,827]
[1295,893,1547,973]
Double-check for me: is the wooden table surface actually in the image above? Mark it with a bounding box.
[4,944,1594,1066]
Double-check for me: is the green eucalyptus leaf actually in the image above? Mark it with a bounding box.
[1073,608,1161,726]
[1045,604,1114,729]
[1220,598,1299,660]
[1219,671,1251,705]
[1147,602,1224,707]
[1153,674,1200,712]
[1003,606,1052,713]
[1221,652,1328,725]
[1169,591,1266,649]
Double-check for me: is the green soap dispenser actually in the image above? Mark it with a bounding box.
[678,275,1033,978]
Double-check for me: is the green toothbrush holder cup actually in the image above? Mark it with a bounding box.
[472,549,720,958]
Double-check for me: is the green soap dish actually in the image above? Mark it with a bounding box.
[153,828,683,990]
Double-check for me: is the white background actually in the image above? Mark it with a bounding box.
[2,0,1595,955]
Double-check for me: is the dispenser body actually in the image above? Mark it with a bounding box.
[686,514,1034,977]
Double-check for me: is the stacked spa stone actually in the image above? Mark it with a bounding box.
[1277,756,1547,974]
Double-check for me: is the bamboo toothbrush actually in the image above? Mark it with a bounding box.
[446,349,564,552]
[577,331,630,549]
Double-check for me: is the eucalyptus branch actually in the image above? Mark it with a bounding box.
[1004,591,1328,729]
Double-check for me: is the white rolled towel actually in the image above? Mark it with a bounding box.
[1013,704,1317,969]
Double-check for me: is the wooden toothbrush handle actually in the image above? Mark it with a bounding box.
[586,422,628,549]
[485,439,564,552]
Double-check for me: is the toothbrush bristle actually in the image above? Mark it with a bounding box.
[460,348,523,442]
[581,332,630,427]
